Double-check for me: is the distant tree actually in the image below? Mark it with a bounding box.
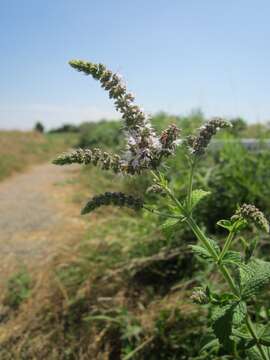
[48,123,80,133]
[34,121,45,133]
[229,117,247,136]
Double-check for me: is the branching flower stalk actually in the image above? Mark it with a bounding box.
[160,170,269,360]
[151,166,269,358]
[54,59,270,359]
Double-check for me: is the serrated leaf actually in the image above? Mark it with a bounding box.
[246,348,262,360]
[199,338,219,353]
[233,326,257,350]
[222,251,242,266]
[161,217,180,229]
[212,304,234,350]
[233,301,247,326]
[210,291,236,306]
[259,324,270,346]
[246,347,270,359]
[189,245,214,261]
[212,301,246,350]
[208,238,221,255]
[189,189,211,210]
[233,328,253,341]
[240,259,270,299]
[190,238,220,262]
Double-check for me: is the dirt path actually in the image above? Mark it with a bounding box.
[0,163,86,279]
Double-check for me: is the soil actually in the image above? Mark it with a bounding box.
[0,163,86,281]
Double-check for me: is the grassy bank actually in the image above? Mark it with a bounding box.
[1,115,270,359]
[0,131,78,181]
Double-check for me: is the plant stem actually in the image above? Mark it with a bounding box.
[152,171,184,213]
[219,230,235,261]
[122,336,154,360]
[186,217,240,297]
[186,217,219,261]
[153,164,269,358]
[143,206,181,220]
[245,316,268,360]
[187,161,195,212]
[187,216,268,358]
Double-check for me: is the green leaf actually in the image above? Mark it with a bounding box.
[240,259,270,299]
[246,347,270,359]
[222,251,242,266]
[259,324,270,346]
[233,326,257,351]
[245,238,258,263]
[190,238,220,262]
[161,217,180,229]
[189,189,211,210]
[209,238,221,254]
[217,219,235,232]
[211,292,237,306]
[233,328,253,341]
[232,301,247,326]
[189,245,213,261]
[199,338,219,353]
[212,304,234,350]
[212,301,246,350]
[217,218,247,232]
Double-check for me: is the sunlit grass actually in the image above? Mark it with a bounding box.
[0,131,78,181]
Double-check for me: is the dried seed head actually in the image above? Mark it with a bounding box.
[159,124,181,155]
[190,287,209,305]
[232,203,269,233]
[146,184,165,194]
[81,192,144,214]
[189,118,232,156]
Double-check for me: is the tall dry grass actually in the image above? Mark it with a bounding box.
[0,131,78,181]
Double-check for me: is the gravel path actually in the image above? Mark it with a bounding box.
[0,163,85,278]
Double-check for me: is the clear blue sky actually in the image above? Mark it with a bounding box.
[1,0,270,130]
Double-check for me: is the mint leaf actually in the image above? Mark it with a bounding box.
[212,301,246,350]
[189,189,210,210]
[222,251,242,266]
[240,259,270,299]
[161,217,180,229]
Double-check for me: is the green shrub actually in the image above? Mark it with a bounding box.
[4,269,32,309]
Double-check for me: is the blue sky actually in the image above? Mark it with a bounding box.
[0,0,270,129]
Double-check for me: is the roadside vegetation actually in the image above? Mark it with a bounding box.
[0,131,78,181]
[1,91,270,358]
[1,110,270,359]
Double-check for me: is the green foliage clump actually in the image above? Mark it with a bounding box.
[78,120,122,149]
[4,269,32,310]
[203,143,270,231]
[34,121,44,133]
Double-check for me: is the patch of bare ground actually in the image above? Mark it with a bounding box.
[0,163,86,283]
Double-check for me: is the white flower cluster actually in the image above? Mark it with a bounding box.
[69,60,181,173]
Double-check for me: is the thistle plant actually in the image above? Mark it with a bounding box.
[54,60,270,359]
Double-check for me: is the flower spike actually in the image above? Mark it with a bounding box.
[189,118,232,156]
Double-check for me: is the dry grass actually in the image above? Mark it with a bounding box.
[0,131,78,181]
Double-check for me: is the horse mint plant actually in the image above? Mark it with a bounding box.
[54,59,270,359]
